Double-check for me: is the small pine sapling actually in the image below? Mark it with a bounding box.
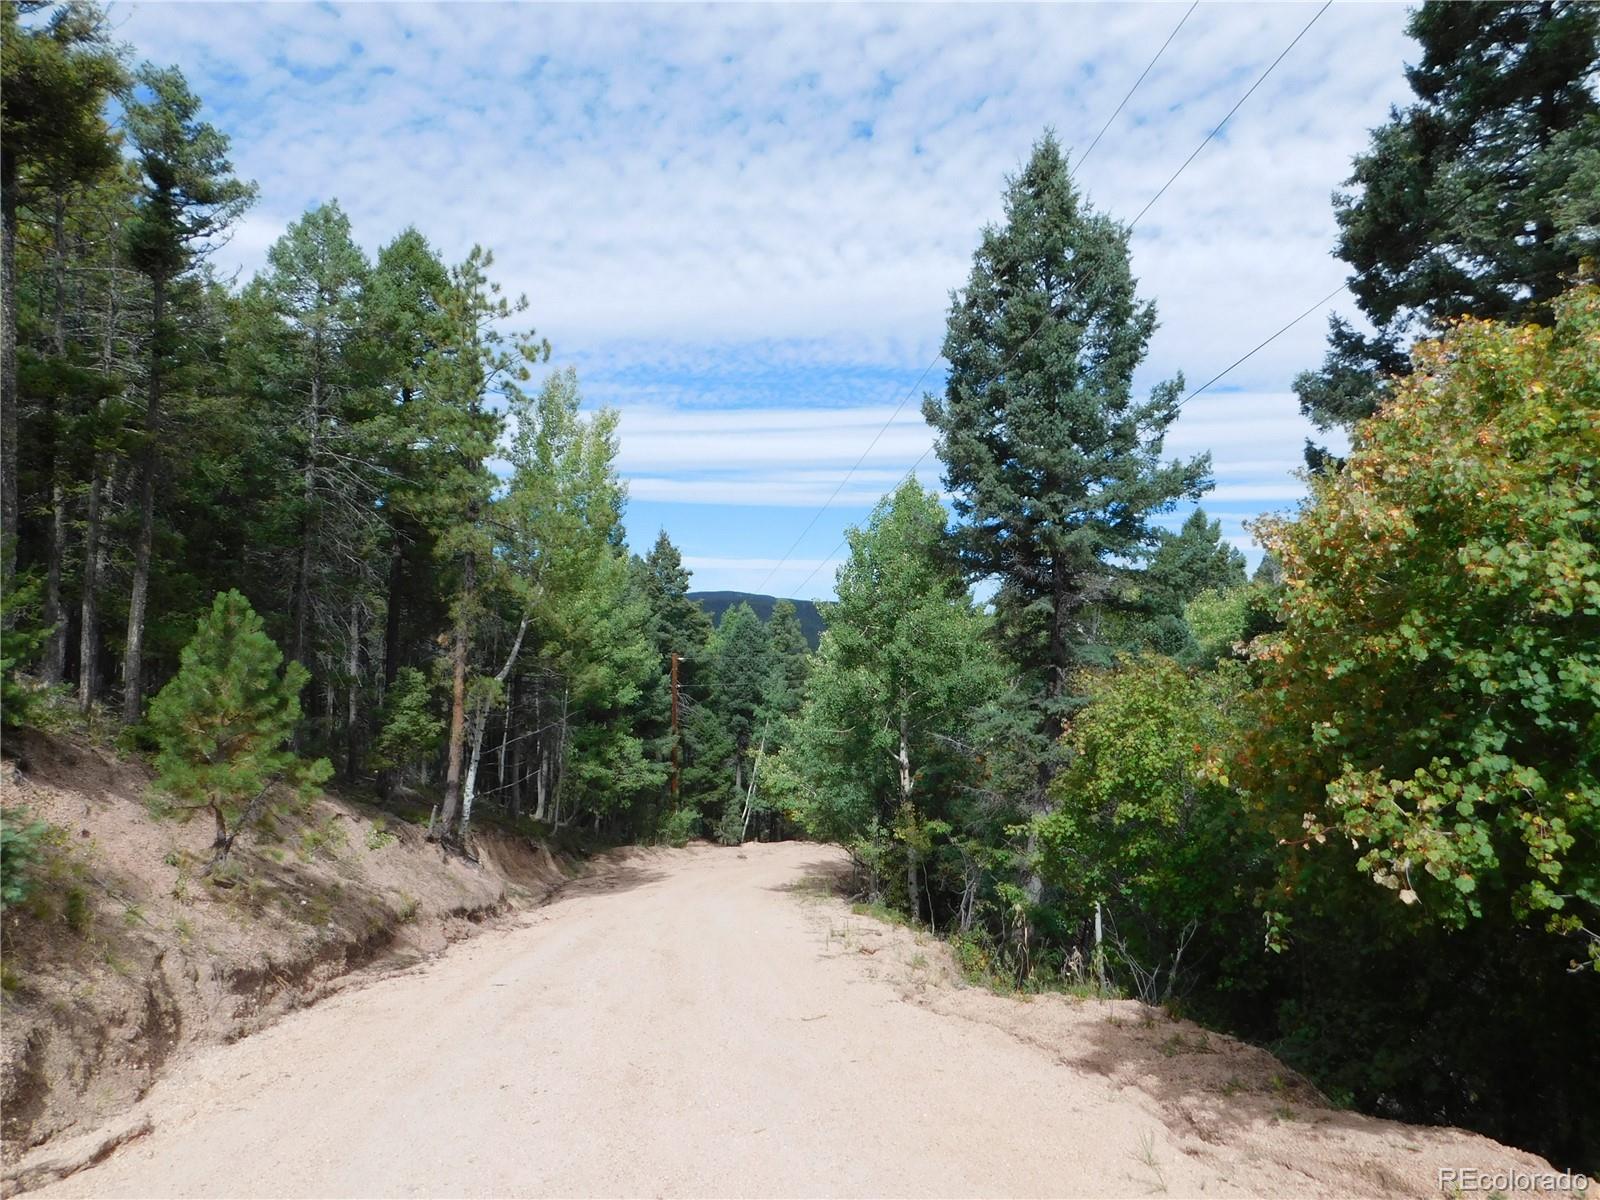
[147,590,330,872]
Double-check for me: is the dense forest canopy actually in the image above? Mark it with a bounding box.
[1,0,1596,1173]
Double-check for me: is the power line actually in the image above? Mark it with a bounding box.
[753,355,940,594]
[762,2,1332,598]
[1129,0,1331,230]
[1077,1,1199,170]
[795,273,1355,600]
[755,7,1203,597]
[1176,279,1347,411]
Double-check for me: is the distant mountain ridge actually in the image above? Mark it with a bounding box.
[688,591,827,649]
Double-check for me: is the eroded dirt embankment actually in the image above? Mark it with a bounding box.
[0,727,575,1183]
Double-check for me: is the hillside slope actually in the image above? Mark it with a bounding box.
[0,728,575,1179]
[689,591,827,647]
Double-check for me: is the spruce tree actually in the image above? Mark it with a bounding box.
[363,228,454,691]
[637,530,713,669]
[923,131,1209,761]
[764,598,811,718]
[706,603,772,808]
[147,590,330,869]
[1296,1,1600,436]
[1146,508,1246,614]
[234,201,373,676]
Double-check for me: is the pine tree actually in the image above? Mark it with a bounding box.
[422,247,547,842]
[119,64,255,721]
[764,598,811,715]
[234,201,374,679]
[147,590,330,869]
[705,602,772,816]
[0,1,125,589]
[923,132,1210,763]
[637,530,713,669]
[1295,1,1600,436]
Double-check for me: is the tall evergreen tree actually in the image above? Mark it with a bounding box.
[923,132,1209,770]
[424,247,547,842]
[0,0,125,590]
[705,602,771,805]
[362,228,453,691]
[764,598,810,718]
[1296,1,1600,436]
[119,63,255,721]
[234,201,373,680]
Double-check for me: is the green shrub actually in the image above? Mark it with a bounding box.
[658,807,698,848]
[365,819,397,851]
[1,577,49,731]
[297,814,348,861]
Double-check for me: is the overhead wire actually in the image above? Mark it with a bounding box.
[762,1,1337,598]
[1077,1,1199,171]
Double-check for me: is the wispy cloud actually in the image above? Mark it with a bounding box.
[115,0,1401,594]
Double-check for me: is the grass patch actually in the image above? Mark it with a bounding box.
[365,819,397,852]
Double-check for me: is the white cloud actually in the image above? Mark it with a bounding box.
[110,1,1403,593]
[117,1,1412,391]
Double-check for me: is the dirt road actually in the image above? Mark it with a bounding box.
[31,842,1557,1198]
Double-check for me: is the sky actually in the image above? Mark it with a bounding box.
[113,0,1416,599]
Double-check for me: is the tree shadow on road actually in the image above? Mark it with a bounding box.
[766,854,856,900]
[541,861,669,906]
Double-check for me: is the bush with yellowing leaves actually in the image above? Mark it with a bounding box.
[1248,287,1599,964]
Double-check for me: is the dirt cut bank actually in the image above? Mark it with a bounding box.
[0,726,577,1186]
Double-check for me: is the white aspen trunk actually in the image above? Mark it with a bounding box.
[740,720,769,843]
[459,615,529,840]
[460,696,489,836]
[899,708,919,925]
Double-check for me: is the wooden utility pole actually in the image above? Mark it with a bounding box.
[669,652,681,807]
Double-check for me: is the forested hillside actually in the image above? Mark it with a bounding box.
[688,592,826,649]
[2,0,1597,1175]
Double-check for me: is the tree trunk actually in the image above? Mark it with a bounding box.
[344,598,361,780]
[121,276,165,723]
[1,151,21,590]
[740,721,768,844]
[460,697,488,838]
[42,195,71,683]
[898,711,920,925]
[435,550,475,839]
[77,462,103,713]
[459,614,528,840]
[291,372,319,672]
[509,734,523,820]
[383,520,403,688]
[79,277,119,714]
[532,679,548,822]
[549,686,569,829]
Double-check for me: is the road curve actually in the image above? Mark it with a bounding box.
[33,842,1553,1199]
